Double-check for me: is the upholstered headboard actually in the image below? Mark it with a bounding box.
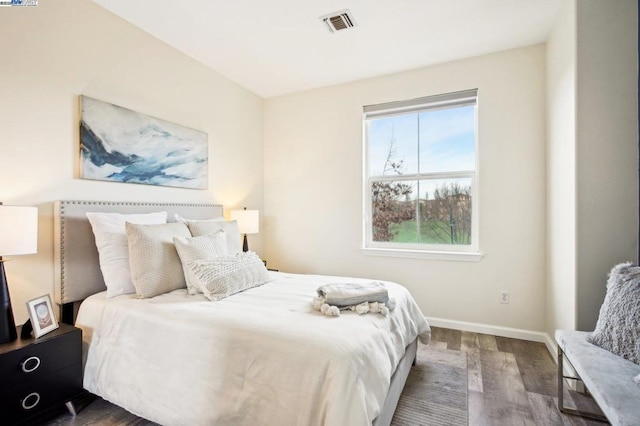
[53,200,223,316]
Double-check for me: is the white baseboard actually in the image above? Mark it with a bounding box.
[426,316,558,359]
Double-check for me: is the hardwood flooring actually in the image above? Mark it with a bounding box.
[40,327,607,425]
[429,326,606,425]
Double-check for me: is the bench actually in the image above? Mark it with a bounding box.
[556,330,640,425]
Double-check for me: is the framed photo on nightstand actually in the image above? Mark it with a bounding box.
[26,294,59,338]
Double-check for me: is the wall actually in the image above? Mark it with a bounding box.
[546,0,577,337]
[0,0,264,323]
[264,45,547,332]
[545,0,638,337]
[575,0,638,331]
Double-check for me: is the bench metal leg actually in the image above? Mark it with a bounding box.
[65,401,77,417]
[557,346,608,422]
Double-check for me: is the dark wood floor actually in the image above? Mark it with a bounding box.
[40,327,607,425]
[429,326,606,425]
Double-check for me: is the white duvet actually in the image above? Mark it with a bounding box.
[76,272,431,426]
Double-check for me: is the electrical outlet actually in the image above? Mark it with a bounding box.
[499,291,509,304]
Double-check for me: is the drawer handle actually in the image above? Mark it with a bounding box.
[21,392,40,410]
[21,356,41,373]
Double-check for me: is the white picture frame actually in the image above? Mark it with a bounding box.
[26,294,59,338]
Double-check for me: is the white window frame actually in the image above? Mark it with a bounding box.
[362,89,482,261]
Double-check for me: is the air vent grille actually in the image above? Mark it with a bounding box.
[320,9,356,33]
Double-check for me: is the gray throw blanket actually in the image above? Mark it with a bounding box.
[316,282,388,308]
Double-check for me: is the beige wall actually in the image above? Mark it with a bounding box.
[546,0,577,336]
[0,0,264,323]
[546,0,638,336]
[575,0,638,331]
[264,45,547,332]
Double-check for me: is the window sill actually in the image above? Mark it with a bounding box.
[361,248,484,262]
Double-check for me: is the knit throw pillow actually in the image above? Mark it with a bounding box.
[587,262,640,365]
[188,251,271,301]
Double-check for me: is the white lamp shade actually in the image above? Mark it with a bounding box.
[230,209,259,234]
[0,206,38,256]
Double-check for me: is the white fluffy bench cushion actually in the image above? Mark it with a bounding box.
[126,222,191,298]
[188,252,271,301]
[174,230,228,295]
[588,262,640,365]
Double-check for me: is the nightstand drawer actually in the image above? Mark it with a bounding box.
[0,327,81,389]
[0,363,82,422]
[0,324,83,424]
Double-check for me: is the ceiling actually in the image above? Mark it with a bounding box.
[91,0,562,98]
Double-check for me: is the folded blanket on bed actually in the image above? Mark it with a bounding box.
[317,281,389,307]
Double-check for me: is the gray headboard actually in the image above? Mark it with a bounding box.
[54,200,223,308]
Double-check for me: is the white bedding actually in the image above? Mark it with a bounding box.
[76,271,431,426]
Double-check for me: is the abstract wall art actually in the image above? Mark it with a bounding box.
[80,96,208,189]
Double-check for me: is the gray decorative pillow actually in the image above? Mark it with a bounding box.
[588,262,640,364]
[173,230,228,295]
[126,222,191,298]
[186,220,242,254]
[635,373,640,387]
[188,251,271,301]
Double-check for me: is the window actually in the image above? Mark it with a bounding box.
[363,89,479,259]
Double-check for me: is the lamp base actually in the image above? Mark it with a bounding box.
[242,234,249,252]
[0,260,18,344]
[20,318,33,339]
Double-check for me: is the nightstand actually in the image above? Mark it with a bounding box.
[0,323,83,424]
[262,260,279,272]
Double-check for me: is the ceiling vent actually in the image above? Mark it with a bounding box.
[320,9,356,33]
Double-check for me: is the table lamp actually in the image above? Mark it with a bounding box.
[0,204,38,344]
[230,207,259,252]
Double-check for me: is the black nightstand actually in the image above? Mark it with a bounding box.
[0,323,83,424]
[262,260,279,272]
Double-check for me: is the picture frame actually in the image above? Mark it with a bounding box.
[25,294,59,338]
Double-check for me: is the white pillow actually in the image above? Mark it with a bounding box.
[126,222,191,298]
[188,251,271,301]
[173,230,228,295]
[175,214,242,254]
[86,211,167,298]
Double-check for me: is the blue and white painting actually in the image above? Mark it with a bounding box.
[80,96,208,189]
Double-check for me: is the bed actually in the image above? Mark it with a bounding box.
[53,200,431,426]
